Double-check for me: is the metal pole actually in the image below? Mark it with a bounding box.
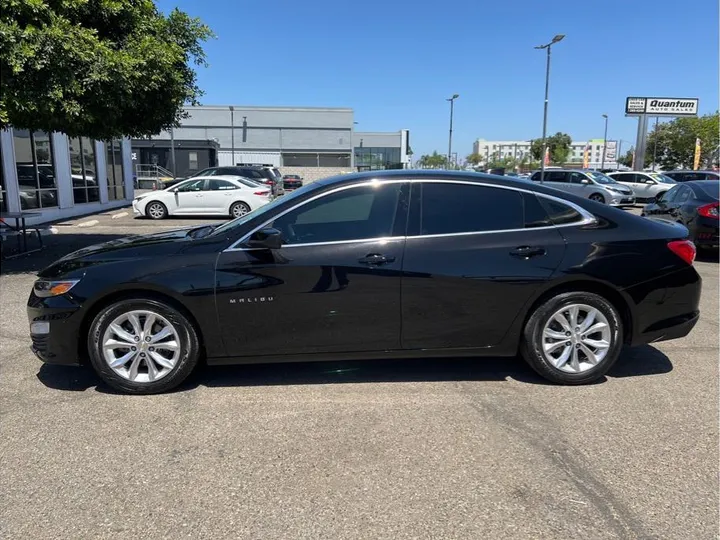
[652,117,659,171]
[601,115,608,169]
[170,127,176,177]
[448,99,454,168]
[539,45,552,182]
[617,140,622,170]
[634,115,649,171]
[230,106,235,166]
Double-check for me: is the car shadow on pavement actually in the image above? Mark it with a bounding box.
[35,345,673,394]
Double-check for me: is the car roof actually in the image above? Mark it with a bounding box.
[666,170,718,173]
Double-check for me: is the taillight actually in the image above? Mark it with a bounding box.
[667,240,696,265]
[697,202,719,219]
[254,190,270,196]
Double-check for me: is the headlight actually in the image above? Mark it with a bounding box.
[606,187,623,193]
[33,279,80,297]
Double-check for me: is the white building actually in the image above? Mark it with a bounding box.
[1,129,134,225]
[472,138,617,168]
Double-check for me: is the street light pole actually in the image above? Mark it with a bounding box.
[601,114,608,169]
[229,106,235,166]
[447,94,459,169]
[652,117,659,171]
[535,34,565,183]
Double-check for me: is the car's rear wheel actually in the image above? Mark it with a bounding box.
[520,291,623,384]
[146,201,168,220]
[230,201,251,218]
[87,299,200,394]
[589,193,605,203]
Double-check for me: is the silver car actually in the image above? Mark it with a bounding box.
[529,169,636,206]
[606,171,676,202]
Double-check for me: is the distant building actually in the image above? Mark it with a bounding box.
[472,138,618,168]
[132,106,410,179]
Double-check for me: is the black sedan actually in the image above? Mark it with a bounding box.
[28,170,701,394]
[642,181,719,249]
[283,174,304,190]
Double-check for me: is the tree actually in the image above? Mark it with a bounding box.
[418,151,448,169]
[645,113,719,170]
[0,0,213,139]
[617,148,634,167]
[530,133,573,165]
[466,153,483,166]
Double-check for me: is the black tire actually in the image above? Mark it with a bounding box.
[87,298,201,394]
[589,193,605,203]
[145,201,168,220]
[520,291,623,385]
[230,201,251,218]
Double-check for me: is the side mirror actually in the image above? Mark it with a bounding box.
[581,178,591,184]
[172,187,180,193]
[247,227,283,250]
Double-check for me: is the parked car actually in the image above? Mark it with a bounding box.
[29,170,701,394]
[529,169,635,206]
[663,170,720,182]
[171,166,285,196]
[642,180,719,250]
[606,171,676,202]
[282,174,304,190]
[132,176,272,219]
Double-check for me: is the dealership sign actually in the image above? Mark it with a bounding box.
[625,97,699,116]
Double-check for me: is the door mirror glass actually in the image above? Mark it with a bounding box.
[581,178,591,184]
[247,227,283,250]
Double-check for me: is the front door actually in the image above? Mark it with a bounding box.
[171,178,207,214]
[401,181,566,349]
[214,182,409,357]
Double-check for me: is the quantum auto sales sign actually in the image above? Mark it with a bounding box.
[625,97,699,116]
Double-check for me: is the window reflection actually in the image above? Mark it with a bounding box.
[14,130,58,210]
[70,137,99,204]
[0,145,6,212]
[106,139,125,200]
[353,147,402,170]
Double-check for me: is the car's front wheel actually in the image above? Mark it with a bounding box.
[520,291,623,384]
[589,193,605,203]
[145,201,168,220]
[87,299,201,394]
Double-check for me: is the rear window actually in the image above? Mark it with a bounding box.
[698,182,720,199]
[538,198,584,225]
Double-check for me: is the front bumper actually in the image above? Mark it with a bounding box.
[609,195,636,207]
[27,294,84,366]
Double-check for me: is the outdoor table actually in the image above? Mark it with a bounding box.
[0,211,44,258]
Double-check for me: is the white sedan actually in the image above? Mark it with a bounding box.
[132,176,272,219]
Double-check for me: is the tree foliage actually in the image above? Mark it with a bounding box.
[418,151,448,168]
[530,133,573,165]
[466,153,483,166]
[0,0,214,139]
[617,148,634,167]
[645,113,719,169]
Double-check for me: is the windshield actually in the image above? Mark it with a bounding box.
[650,173,676,184]
[586,171,616,184]
[209,181,323,236]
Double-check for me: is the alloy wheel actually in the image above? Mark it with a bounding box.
[147,203,165,219]
[541,304,611,373]
[101,310,181,383]
[232,203,250,218]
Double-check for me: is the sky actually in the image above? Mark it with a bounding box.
[158,0,719,160]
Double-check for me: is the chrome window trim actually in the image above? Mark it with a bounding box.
[223,178,597,252]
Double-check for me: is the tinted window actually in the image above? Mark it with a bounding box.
[418,183,523,235]
[538,198,584,225]
[703,172,720,180]
[271,184,402,245]
[208,179,239,191]
[242,169,265,179]
[523,193,553,228]
[675,186,692,203]
[697,182,720,199]
[547,171,568,183]
[569,172,587,184]
[176,179,205,192]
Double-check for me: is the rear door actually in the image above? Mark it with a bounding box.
[214,181,409,356]
[400,181,567,349]
[206,179,242,213]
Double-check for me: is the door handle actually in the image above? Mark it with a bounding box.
[358,253,396,265]
[510,246,546,258]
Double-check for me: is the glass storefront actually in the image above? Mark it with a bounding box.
[13,130,58,210]
[282,153,351,168]
[354,147,402,170]
[70,137,100,203]
[106,139,125,200]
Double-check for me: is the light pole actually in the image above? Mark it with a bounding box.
[601,114,608,169]
[229,106,235,166]
[535,34,565,182]
[447,94,459,169]
[652,117,659,171]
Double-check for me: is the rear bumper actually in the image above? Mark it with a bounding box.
[634,310,699,345]
[693,220,719,248]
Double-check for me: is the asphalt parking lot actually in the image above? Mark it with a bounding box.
[1,207,718,539]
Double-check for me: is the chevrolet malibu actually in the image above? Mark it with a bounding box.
[28,170,701,394]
